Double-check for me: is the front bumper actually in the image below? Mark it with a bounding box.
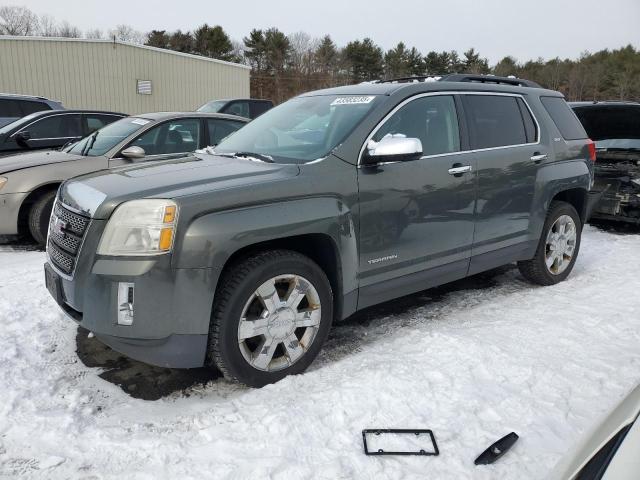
[45,215,221,368]
[0,192,29,235]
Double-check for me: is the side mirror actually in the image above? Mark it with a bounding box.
[121,146,146,159]
[14,131,32,148]
[362,135,423,165]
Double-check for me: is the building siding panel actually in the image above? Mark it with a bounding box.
[0,37,251,115]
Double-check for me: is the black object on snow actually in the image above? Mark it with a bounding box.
[362,429,439,456]
[474,432,519,465]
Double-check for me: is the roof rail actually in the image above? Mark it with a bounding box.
[376,76,442,84]
[440,74,541,88]
[377,74,541,88]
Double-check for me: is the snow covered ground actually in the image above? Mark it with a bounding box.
[1,225,639,479]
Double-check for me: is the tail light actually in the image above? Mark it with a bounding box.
[587,139,596,162]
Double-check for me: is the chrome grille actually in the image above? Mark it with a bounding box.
[47,202,90,275]
[47,241,74,274]
[52,202,88,236]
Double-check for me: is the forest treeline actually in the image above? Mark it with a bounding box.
[2,5,639,103]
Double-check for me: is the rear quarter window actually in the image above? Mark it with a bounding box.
[541,96,587,140]
[20,100,51,115]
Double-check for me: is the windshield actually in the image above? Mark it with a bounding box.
[197,100,227,113]
[213,95,380,163]
[66,117,151,157]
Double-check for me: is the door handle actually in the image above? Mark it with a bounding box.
[530,153,547,163]
[448,165,472,176]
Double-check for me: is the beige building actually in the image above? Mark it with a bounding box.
[0,36,250,115]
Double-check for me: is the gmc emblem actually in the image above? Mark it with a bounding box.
[51,216,68,237]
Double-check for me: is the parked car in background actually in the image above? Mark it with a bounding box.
[0,112,248,244]
[197,98,273,119]
[44,75,598,387]
[0,93,64,128]
[0,110,125,157]
[571,101,640,224]
[551,383,640,480]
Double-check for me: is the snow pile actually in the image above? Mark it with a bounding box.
[0,226,639,479]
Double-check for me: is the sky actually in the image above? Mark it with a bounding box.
[10,0,640,64]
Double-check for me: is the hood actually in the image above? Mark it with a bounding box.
[572,105,640,142]
[60,153,300,218]
[0,150,83,174]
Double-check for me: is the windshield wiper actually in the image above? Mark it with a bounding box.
[233,152,275,163]
[81,131,98,156]
[202,150,275,163]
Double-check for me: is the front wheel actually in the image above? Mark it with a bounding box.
[28,190,57,246]
[518,200,582,285]
[208,250,333,387]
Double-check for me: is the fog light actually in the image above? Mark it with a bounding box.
[117,282,134,326]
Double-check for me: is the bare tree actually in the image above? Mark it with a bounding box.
[109,24,146,44]
[38,14,58,36]
[85,28,104,39]
[0,6,39,35]
[58,20,81,38]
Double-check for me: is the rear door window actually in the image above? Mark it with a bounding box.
[223,101,250,118]
[85,114,120,134]
[464,95,528,149]
[517,98,538,143]
[0,99,22,118]
[541,96,587,140]
[249,101,272,118]
[206,118,245,146]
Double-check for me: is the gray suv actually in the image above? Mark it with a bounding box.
[44,75,599,387]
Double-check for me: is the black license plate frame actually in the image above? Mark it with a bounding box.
[362,429,439,456]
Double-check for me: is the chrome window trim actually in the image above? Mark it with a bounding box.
[23,136,78,141]
[11,112,82,138]
[357,91,542,167]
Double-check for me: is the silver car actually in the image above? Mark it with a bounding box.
[0,112,248,244]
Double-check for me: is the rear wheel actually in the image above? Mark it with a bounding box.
[208,250,333,387]
[28,190,56,246]
[518,201,582,285]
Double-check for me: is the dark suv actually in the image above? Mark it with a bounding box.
[44,75,598,387]
[0,93,64,127]
[197,98,273,119]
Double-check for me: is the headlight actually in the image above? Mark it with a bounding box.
[97,199,178,256]
[0,177,7,191]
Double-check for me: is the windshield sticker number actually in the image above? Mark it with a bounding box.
[131,118,150,126]
[331,96,375,106]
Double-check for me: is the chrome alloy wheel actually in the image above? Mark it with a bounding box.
[544,214,577,275]
[237,274,322,372]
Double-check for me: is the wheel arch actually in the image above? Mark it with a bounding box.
[16,182,61,236]
[217,233,345,321]
[551,187,589,223]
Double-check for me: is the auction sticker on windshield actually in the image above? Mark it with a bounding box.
[331,96,376,106]
[131,118,151,126]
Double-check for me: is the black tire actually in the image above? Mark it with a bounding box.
[518,201,582,286]
[28,190,57,246]
[208,250,333,387]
